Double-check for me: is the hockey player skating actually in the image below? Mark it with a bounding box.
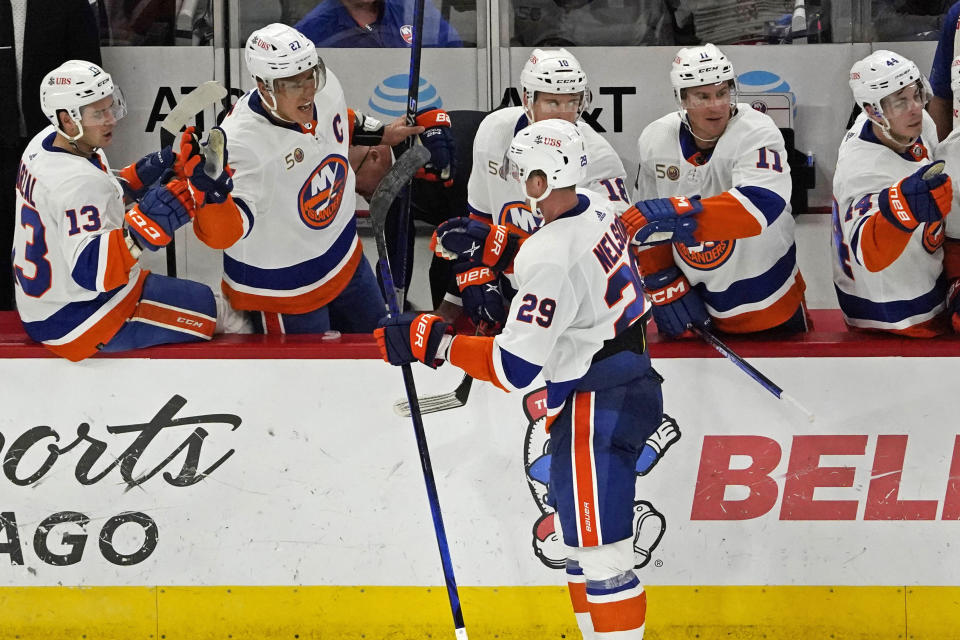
[438,47,630,332]
[216,23,445,333]
[13,60,246,361]
[625,43,807,337]
[833,50,954,336]
[377,119,658,639]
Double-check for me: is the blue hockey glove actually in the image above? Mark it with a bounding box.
[643,266,709,338]
[118,146,175,200]
[375,312,452,368]
[623,195,702,246]
[431,217,522,272]
[455,263,507,331]
[125,179,196,251]
[414,108,455,186]
[878,161,952,232]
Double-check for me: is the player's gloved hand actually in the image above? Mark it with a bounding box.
[948,279,960,334]
[455,263,507,331]
[623,195,702,246]
[181,127,233,204]
[414,108,455,186]
[431,217,521,271]
[878,161,952,232]
[125,179,196,251]
[643,266,709,338]
[172,126,202,178]
[375,312,452,369]
[645,415,681,456]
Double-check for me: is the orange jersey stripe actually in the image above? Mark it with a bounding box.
[589,589,647,633]
[858,214,912,273]
[44,271,148,362]
[117,162,144,193]
[567,581,589,614]
[103,229,138,291]
[848,313,948,338]
[347,108,357,143]
[573,392,600,547]
[193,195,244,249]
[447,334,507,391]
[694,191,764,241]
[132,301,215,339]
[222,244,362,314]
[632,243,674,276]
[709,273,807,334]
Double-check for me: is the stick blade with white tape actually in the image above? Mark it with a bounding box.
[393,374,473,417]
[922,160,946,180]
[160,81,228,140]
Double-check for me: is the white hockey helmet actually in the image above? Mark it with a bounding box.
[520,48,591,122]
[245,23,326,94]
[849,49,930,130]
[503,119,587,214]
[40,60,126,142]
[670,43,737,124]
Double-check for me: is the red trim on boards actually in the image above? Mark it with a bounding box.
[3,311,960,360]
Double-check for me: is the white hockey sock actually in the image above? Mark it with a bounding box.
[213,293,254,334]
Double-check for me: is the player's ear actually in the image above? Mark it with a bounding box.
[56,110,78,136]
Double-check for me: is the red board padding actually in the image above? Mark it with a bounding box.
[2,310,960,359]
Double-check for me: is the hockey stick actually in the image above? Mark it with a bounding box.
[691,325,815,422]
[394,371,473,417]
[158,81,228,277]
[393,0,428,309]
[370,145,469,639]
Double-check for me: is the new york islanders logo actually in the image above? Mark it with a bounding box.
[498,201,541,236]
[676,239,735,270]
[299,155,348,229]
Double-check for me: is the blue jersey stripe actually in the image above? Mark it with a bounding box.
[500,347,542,389]
[737,185,786,226]
[233,196,256,239]
[71,236,103,291]
[467,203,492,220]
[22,288,124,342]
[835,274,947,324]
[698,244,797,313]
[224,216,357,291]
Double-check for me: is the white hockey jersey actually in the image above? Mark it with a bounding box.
[13,127,145,361]
[833,111,946,336]
[934,127,960,242]
[217,70,360,314]
[449,189,650,417]
[467,106,629,237]
[635,105,801,333]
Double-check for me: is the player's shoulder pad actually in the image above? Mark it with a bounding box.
[473,106,524,155]
[637,112,680,156]
[731,105,785,146]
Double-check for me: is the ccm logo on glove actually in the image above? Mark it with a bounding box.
[126,211,169,244]
[648,277,689,304]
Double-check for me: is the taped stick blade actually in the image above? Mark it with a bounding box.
[369,146,430,233]
[160,81,228,136]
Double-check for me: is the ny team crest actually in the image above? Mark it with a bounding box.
[298,155,348,229]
